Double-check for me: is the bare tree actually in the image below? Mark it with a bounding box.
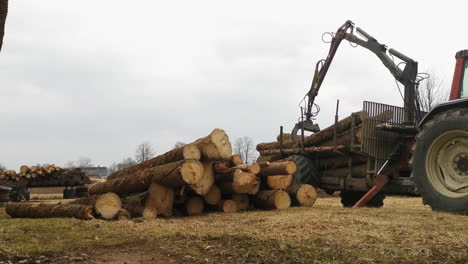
[77,156,93,167]
[108,157,137,175]
[174,141,186,148]
[135,141,155,163]
[64,161,76,168]
[233,136,259,164]
[419,71,448,112]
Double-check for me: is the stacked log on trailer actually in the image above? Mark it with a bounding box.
[0,165,90,187]
[256,111,366,162]
[6,128,318,220]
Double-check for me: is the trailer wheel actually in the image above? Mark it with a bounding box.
[412,108,468,213]
[340,191,385,208]
[290,155,320,188]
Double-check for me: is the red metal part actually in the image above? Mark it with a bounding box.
[353,174,389,207]
[449,57,465,100]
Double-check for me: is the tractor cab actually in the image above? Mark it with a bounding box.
[449,50,468,100]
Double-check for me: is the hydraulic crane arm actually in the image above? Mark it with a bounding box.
[292,20,419,142]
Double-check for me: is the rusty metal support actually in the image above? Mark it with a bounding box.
[353,174,389,207]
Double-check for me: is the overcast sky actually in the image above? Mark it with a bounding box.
[1,1,467,169]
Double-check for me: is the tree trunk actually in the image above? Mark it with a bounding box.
[254,190,291,210]
[216,200,237,213]
[259,161,297,177]
[192,128,232,160]
[6,202,93,219]
[287,184,317,207]
[231,194,249,211]
[89,159,203,196]
[315,126,363,147]
[266,175,293,190]
[95,192,122,220]
[213,162,260,174]
[185,196,204,216]
[259,145,345,156]
[144,183,174,218]
[107,144,201,180]
[204,185,221,205]
[230,154,243,166]
[256,155,283,163]
[192,162,214,195]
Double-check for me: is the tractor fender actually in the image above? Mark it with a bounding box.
[418,98,468,128]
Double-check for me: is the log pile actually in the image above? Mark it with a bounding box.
[0,165,90,187]
[6,128,318,220]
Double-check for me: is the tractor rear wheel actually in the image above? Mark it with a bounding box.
[412,108,468,213]
[290,155,320,188]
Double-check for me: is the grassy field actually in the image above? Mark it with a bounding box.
[0,196,467,264]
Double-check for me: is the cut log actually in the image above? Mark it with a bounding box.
[220,180,259,195]
[116,209,132,220]
[89,159,203,196]
[216,200,237,213]
[254,190,291,210]
[316,126,363,147]
[317,155,368,170]
[259,145,345,156]
[192,162,214,195]
[231,194,249,211]
[204,185,221,205]
[144,183,174,218]
[20,165,29,174]
[95,192,122,220]
[322,163,368,178]
[230,154,243,166]
[266,175,293,190]
[259,161,297,177]
[185,196,204,216]
[107,144,201,180]
[6,203,93,219]
[287,184,317,207]
[192,128,232,160]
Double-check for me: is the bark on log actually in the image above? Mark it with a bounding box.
[6,202,93,219]
[192,162,214,195]
[231,194,249,211]
[254,190,291,210]
[89,159,203,196]
[266,175,293,190]
[256,155,283,163]
[107,144,201,180]
[317,155,368,170]
[192,128,232,160]
[116,209,132,220]
[316,126,363,147]
[259,161,297,177]
[230,154,243,166]
[121,192,146,217]
[216,200,237,213]
[259,145,345,156]
[322,163,368,178]
[213,162,260,175]
[185,197,204,216]
[144,183,174,218]
[287,184,317,207]
[204,185,221,205]
[95,192,122,220]
[256,111,365,151]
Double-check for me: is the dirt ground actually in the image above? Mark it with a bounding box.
[0,196,467,264]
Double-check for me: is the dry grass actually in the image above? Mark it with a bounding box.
[0,196,467,263]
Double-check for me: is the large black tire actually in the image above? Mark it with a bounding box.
[340,191,385,208]
[290,155,321,188]
[412,108,468,213]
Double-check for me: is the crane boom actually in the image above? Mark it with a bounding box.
[292,20,420,142]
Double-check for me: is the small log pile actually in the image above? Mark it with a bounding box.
[6,128,318,220]
[0,165,90,187]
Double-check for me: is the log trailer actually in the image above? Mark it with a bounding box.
[258,20,468,213]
